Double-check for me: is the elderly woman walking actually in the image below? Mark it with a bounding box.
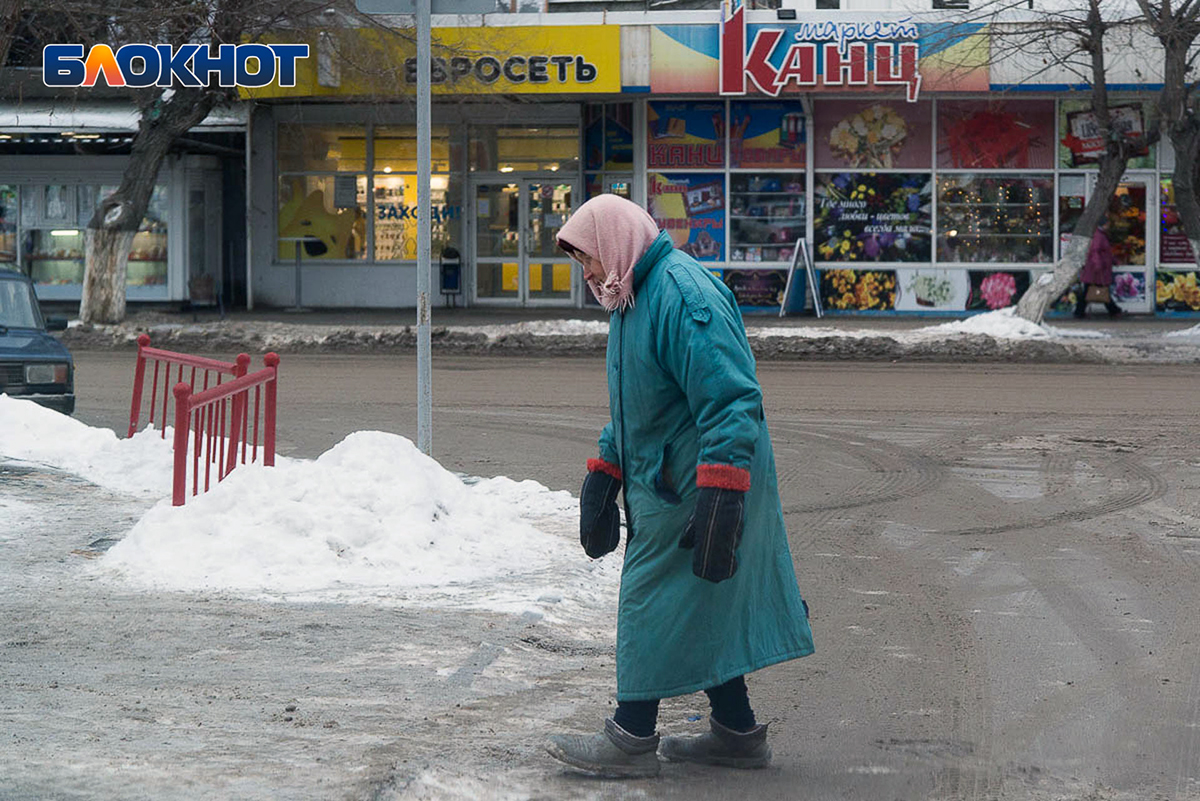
[544,194,814,778]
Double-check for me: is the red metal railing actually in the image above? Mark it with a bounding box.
[171,353,279,506]
[128,333,249,439]
[127,334,280,506]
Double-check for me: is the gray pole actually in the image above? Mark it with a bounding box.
[416,0,432,455]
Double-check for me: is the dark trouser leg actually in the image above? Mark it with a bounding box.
[1074,285,1089,317]
[613,698,660,737]
[705,675,757,733]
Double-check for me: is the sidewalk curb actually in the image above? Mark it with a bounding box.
[56,322,1200,364]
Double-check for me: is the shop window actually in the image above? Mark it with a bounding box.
[937,100,1055,170]
[814,100,932,170]
[278,124,368,172]
[24,185,168,289]
[730,101,805,169]
[0,186,16,271]
[937,174,1053,264]
[584,102,634,208]
[647,171,725,261]
[813,172,932,263]
[647,101,726,169]
[373,125,452,173]
[469,125,579,173]
[729,173,805,263]
[1057,101,1154,170]
[373,173,460,261]
[1161,178,1195,264]
[277,174,367,261]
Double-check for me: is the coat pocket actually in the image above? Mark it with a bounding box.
[653,443,683,504]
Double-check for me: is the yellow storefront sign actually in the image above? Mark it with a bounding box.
[242,26,620,98]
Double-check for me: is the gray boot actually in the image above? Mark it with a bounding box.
[659,716,772,768]
[545,718,661,778]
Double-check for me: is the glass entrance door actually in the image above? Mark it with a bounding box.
[473,179,576,306]
[1060,174,1154,313]
[1101,176,1152,312]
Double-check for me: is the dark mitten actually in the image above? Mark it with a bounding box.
[679,487,745,583]
[579,469,622,559]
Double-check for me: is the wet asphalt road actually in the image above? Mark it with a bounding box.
[5,351,1200,800]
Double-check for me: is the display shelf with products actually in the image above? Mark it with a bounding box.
[729,172,805,263]
[936,174,1054,264]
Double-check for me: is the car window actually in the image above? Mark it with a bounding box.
[0,280,41,328]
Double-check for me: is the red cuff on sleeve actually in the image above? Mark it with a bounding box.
[587,458,622,481]
[696,464,751,492]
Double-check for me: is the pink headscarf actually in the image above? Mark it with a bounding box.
[556,194,661,312]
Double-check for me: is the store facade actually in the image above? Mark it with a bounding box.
[0,103,242,306]
[244,10,1196,315]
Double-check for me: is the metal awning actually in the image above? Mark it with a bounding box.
[0,100,248,133]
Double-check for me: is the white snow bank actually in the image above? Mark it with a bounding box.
[1164,323,1200,338]
[0,394,175,496]
[96,430,608,607]
[450,319,610,340]
[2,394,619,614]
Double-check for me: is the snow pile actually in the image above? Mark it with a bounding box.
[1,394,618,612]
[451,319,610,340]
[98,430,598,602]
[1164,323,1200,338]
[914,308,1053,340]
[0,394,175,496]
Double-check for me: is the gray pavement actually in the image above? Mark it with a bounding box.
[6,355,1200,800]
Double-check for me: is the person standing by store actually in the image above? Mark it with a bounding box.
[1075,219,1123,318]
[544,194,814,779]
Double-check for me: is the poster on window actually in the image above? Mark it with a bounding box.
[1160,180,1196,263]
[819,268,897,312]
[1059,102,1153,168]
[814,100,932,170]
[966,270,1030,311]
[814,173,931,262]
[647,171,725,261]
[723,268,788,310]
[647,101,725,168]
[584,105,604,171]
[1156,270,1200,312]
[937,100,1055,169]
[605,104,634,170]
[894,268,971,312]
[729,101,806,169]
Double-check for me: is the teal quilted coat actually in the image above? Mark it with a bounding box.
[597,231,814,701]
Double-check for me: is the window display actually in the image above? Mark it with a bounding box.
[814,100,932,170]
[1058,100,1155,169]
[647,171,725,261]
[25,185,168,288]
[729,173,805,263]
[729,101,805,169]
[937,101,1055,170]
[0,185,16,269]
[277,175,367,261]
[647,101,725,169]
[1160,178,1195,263]
[814,172,931,262]
[936,175,1054,264]
[373,173,457,261]
[278,124,368,172]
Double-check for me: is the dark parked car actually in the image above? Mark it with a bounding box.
[0,268,74,414]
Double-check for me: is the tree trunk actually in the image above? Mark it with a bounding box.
[80,229,136,323]
[1169,123,1200,269]
[80,89,219,324]
[1016,154,1127,325]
